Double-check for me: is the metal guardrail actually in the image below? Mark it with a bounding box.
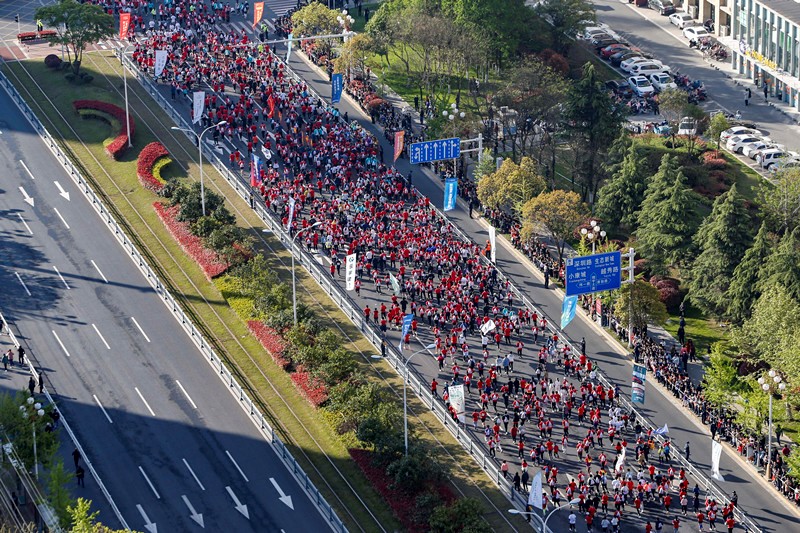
[0,71,346,533]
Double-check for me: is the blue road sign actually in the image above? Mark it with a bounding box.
[409,137,461,164]
[565,251,622,296]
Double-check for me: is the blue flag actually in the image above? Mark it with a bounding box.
[632,364,647,404]
[400,313,413,349]
[560,295,578,329]
[331,73,343,104]
[444,177,457,211]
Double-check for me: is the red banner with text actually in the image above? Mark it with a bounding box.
[393,130,405,162]
[119,12,131,40]
[253,2,264,28]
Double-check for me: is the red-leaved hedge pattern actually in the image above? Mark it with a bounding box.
[291,371,329,407]
[72,99,135,159]
[152,202,228,279]
[247,321,290,369]
[137,142,169,193]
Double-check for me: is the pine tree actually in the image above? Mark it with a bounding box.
[636,167,700,275]
[758,226,800,302]
[636,154,681,230]
[688,185,753,318]
[595,144,648,231]
[727,221,774,323]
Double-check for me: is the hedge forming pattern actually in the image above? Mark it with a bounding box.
[137,141,170,193]
[72,99,135,159]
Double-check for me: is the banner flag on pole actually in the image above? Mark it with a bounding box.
[632,364,646,404]
[443,177,458,211]
[488,226,497,263]
[267,94,276,118]
[560,295,578,329]
[393,130,405,162]
[400,314,413,350]
[528,472,543,509]
[287,197,296,229]
[154,50,168,78]
[345,253,357,291]
[331,73,343,104]
[389,273,401,296]
[286,33,293,62]
[615,446,626,474]
[192,91,205,124]
[253,1,264,27]
[449,384,466,423]
[479,319,496,336]
[711,439,725,481]
[654,424,669,436]
[250,153,260,187]
[119,12,131,40]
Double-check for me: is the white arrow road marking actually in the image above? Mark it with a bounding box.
[131,316,150,342]
[226,450,249,482]
[51,330,71,357]
[269,477,294,510]
[19,186,34,206]
[135,387,156,416]
[182,458,205,490]
[92,324,110,349]
[225,486,249,519]
[19,160,35,180]
[15,272,31,296]
[90,260,108,283]
[93,394,113,424]
[138,466,160,499]
[53,208,70,229]
[176,380,197,409]
[136,504,158,533]
[17,213,33,234]
[54,181,70,201]
[181,495,205,528]
[53,266,70,290]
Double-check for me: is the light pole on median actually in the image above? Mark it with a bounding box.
[758,369,786,480]
[289,221,324,327]
[121,43,135,148]
[171,121,227,217]
[19,397,45,480]
[401,343,436,456]
[508,498,581,532]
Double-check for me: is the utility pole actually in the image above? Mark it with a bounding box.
[621,248,636,347]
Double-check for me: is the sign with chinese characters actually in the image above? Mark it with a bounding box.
[565,251,622,296]
[409,138,461,164]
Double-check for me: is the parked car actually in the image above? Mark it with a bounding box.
[669,12,696,29]
[757,148,794,169]
[649,72,677,92]
[677,118,698,136]
[593,38,624,50]
[621,56,658,72]
[631,62,671,76]
[726,135,769,154]
[743,141,783,159]
[584,26,612,40]
[769,157,800,173]
[648,0,676,15]
[628,76,655,97]
[683,27,711,41]
[606,79,635,99]
[610,50,643,66]
[600,44,629,58]
[720,126,763,143]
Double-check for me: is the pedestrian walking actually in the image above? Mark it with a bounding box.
[512,471,521,492]
[745,89,749,106]
[72,448,81,468]
[764,83,769,101]
[747,87,752,101]
[684,441,691,461]
[17,346,25,367]
[76,466,85,487]
[38,371,44,394]
[28,376,35,396]
[2,350,8,371]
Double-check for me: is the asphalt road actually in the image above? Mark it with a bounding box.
[0,81,332,532]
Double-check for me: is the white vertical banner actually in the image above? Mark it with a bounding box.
[488,226,496,263]
[192,91,205,124]
[287,197,296,229]
[710,439,725,481]
[615,446,626,474]
[480,319,496,336]
[528,472,543,509]
[345,253,357,291]
[449,384,466,424]
[154,49,168,77]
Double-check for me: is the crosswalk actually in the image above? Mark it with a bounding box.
[263,0,300,18]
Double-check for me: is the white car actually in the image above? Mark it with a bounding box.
[683,27,710,41]
[631,62,671,76]
[720,126,762,143]
[621,57,658,73]
[726,135,768,154]
[628,76,655,97]
[678,118,698,136]
[769,158,800,173]
[669,13,696,29]
[743,142,784,159]
[757,148,794,169]
[584,26,611,40]
[649,73,678,92]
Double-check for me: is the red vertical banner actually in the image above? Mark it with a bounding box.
[253,2,265,28]
[393,130,405,162]
[119,12,131,40]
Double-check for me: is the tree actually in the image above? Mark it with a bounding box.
[707,113,731,149]
[35,0,114,76]
[67,497,129,532]
[534,0,596,54]
[473,149,496,183]
[0,391,59,472]
[727,221,774,323]
[476,157,546,218]
[521,190,587,264]
[758,226,800,302]
[657,88,690,138]
[429,497,488,533]
[688,185,753,318]
[613,279,669,331]
[758,168,800,235]
[48,460,73,528]
[702,344,744,409]
[635,168,700,275]
[594,144,648,232]
[334,33,375,78]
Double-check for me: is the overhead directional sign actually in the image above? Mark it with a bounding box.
[409,137,461,164]
[565,250,622,296]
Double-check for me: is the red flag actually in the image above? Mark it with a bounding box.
[267,95,275,118]
[393,130,405,162]
[253,2,265,28]
[119,13,131,40]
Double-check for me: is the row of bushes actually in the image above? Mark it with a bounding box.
[72,99,134,159]
[137,141,170,193]
[18,30,57,42]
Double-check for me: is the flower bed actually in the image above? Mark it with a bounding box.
[137,142,170,193]
[18,30,57,42]
[152,202,228,279]
[247,321,290,369]
[291,370,329,407]
[72,99,135,159]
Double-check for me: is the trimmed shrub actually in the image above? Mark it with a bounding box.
[136,142,170,193]
[44,54,62,69]
[72,100,135,159]
[246,320,290,369]
[702,150,728,170]
[650,276,682,311]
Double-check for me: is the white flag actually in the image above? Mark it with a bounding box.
[154,49,168,78]
[528,472,543,509]
[710,439,725,481]
[345,253,357,291]
[488,226,496,263]
[480,319,496,336]
[449,384,466,423]
[192,91,205,124]
[389,273,401,296]
[654,424,669,436]
[287,197,296,229]
[286,33,293,62]
[615,446,626,474]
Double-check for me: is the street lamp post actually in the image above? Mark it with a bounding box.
[580,220,606,254]
[19,397,45,480]
[336,10,355,41]
[289,221,324,326]
[121,43,136,148]
[171,121,227,217]
[758,369,786,480]
[401,343,436,456]
[443,103,465,177]
[508,499,581,531]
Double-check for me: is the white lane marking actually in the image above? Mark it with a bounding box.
[53,207,70,229]
[182,458,206,491]
[90,259,108,283]
[54,181,71,201]
[226,450,250,482]
[92,323,111,349]
[17,213,33,234]
[19,160,35,179]
[181,495,204,528]
[53,265,70,290]
[52,330,71,357]
[19,186,34,206]
[225,486,250,519]
[138,466,161,499]
[131,316,151,342]
[136,504,157,533]
[135,387,156,416]
[175,380,197,409]
[15,272,31,296]
[93,394,113,423]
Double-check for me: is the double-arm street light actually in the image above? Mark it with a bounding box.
[19,397,45,480]
[508,498,581,531]
[289,221,324,326]
[758,369,786,479]
[580,220,606,254]
[171,121,227,217]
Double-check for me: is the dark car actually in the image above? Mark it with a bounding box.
[610,50,643,66]
[649,0,676,15]
[600,44,629,58]
[606,79,634,99]
[593,38,623,51]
